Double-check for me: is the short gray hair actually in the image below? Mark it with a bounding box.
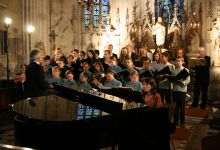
[198,47,206,51]
[30,49,41,62]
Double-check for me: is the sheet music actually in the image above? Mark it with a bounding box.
[189,57,206,67]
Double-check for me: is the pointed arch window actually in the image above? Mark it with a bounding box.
[84,0,109,28]
[155,0,184,24]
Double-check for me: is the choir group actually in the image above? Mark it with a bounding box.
[15,44,212,128]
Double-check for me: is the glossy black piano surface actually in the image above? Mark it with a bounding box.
[12,85,172,150]
[11,95,108,122]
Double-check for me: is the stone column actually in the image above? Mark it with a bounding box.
[23,0,50,63]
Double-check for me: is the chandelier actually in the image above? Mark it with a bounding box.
[189,12,200,29]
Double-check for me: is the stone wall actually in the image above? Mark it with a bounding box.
[1,0,220,84]
[0,0,23,79]
[23,0,50,62]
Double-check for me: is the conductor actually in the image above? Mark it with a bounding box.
[24,49,50,98]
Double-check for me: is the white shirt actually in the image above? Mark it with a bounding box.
[172,66,190,92]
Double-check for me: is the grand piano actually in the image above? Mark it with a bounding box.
[11,84,173,150]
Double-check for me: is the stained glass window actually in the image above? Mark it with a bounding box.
[77,103,101,120]
[155,0,184,24]
[84,0,109,28]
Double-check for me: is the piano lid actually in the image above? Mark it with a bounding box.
[53,84,144,112]
[11,95,109,122]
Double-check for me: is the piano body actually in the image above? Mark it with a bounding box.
[11,84,172,150]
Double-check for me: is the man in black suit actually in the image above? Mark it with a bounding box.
[191,47,211,109]
[108,44,118,60]
[126,44,138,61]
[24,49,50,98]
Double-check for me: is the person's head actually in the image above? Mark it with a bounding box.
[20,64,26,73]
[54,54,61,61]
[125,58,133,68]
[121,47,128,56]
[108,44,113,53]
[55,48,61,53]
[104,50,110,59]
[153,52,160,62]
[175,58,184,68]
[87,50,95,59]
[92,74,103,85]
[94,62,104,72]
[44,55,51,65]
[157,17,163,24]
[79,51,86,60]
[126,44,133,53]
[30,49,42,63]
[177,49,184,58]
[65,70,74,81]
[142,78,157,94]
[161,51,170,63]
[109,57,118,67]
[143,58,152,69]
[55,48,62,56]
[59,56,67,64]
[94,49,100,58]
[198,47,206,57]
[67,55,74,65]
[82,62,90,72]
[80,72,89,83]
[52,66,60,78]
[71,49,79,58]
[155,47,161,53]
[140,47,147,56]
[105,70,115,81]
[129,70,139,83]
[58,59,65,68]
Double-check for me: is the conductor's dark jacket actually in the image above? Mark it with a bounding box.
[24,62,50,98]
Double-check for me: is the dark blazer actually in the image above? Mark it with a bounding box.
[131,52,138,61]
[111,53,118,60]
[193,56,211,82]
[24,62,50,98]
[101,58,110,71]
[60,65,70,78]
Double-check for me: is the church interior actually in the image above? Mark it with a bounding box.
[1,0,220,149]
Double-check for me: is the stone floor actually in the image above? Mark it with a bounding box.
[170,116,209,150]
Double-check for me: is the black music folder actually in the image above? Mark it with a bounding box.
[108,69,121,81]
[139,70,154,78]
[169,68,190,82]
[133,60,142,67]
[175,68,190,80]
[117,69,131,80]
[157,66,172,75]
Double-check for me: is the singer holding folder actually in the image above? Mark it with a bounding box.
[191,47,211,110]
[156,51,174,105]
[172,58,190,128]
